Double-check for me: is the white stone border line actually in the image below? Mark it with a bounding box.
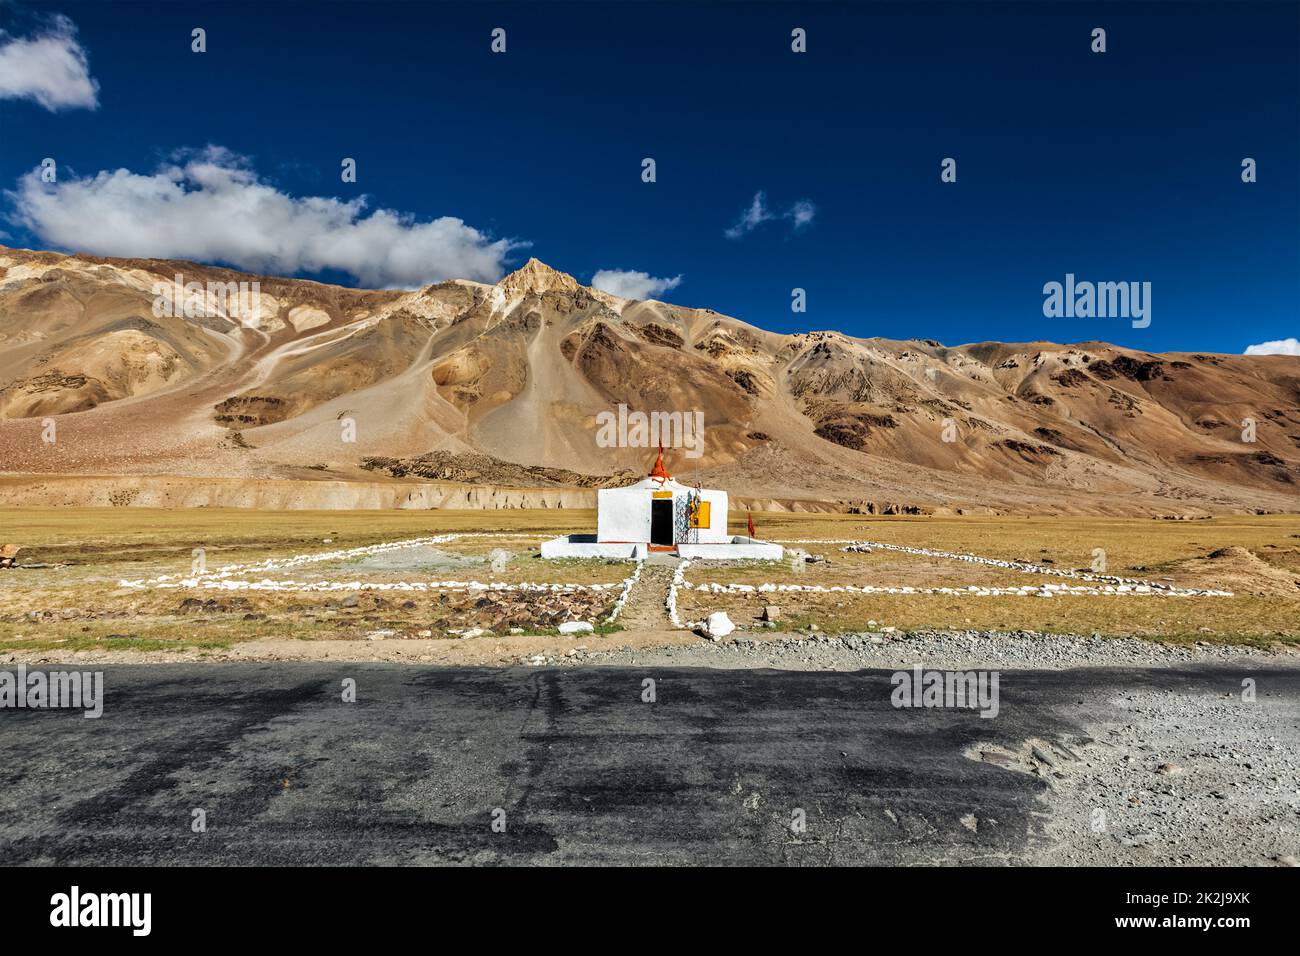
[838,540,1230,596]
[161,578,628,595]
[117,532,638,603]
[761,539,1232,597]
[603,558,644,623]
[688,581,1229,598]
[667,558,693,628]
[122,533,464,587]
[121,532,545,588]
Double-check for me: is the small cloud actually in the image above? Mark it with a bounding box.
[0,15,99,111]
[591,268,683,301]
[1244,337,1300,356]
[725,190,815,239]
[724,191,775,239]
[786,199,816,230]
[7,146,525,287]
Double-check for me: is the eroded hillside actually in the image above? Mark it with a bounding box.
[1,245,1297,515]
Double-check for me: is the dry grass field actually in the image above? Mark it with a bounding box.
[1,508,1298,654]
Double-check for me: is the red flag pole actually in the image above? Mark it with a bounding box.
[747,511,756,538]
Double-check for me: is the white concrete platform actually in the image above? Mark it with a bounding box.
[541,536,647,560]
[541,535,782,561]
[677,536,784,560]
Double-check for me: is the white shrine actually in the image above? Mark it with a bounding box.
[541,449,783,560]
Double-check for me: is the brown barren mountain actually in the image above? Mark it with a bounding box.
[0,245,1297,515]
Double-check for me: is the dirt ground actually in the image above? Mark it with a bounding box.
[2,509,1299,661]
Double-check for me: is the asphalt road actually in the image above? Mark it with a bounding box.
[0,663,1294,865]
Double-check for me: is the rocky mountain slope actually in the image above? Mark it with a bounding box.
[0,244,1297,514]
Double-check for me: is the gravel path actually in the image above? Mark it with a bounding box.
[1026,680,1300,866]
[527,627,1294,672]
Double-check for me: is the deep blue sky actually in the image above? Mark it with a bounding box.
[1,0,1297,353]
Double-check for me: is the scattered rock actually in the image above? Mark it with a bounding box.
[1122,831,1157,847]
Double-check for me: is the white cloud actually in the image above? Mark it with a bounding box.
[1244,337,1300,356]
[724,190,815,239]
[786,199,816,230]
[7,147,524,287]
[591,268,683,301]
[0,15,98,111]
[724,191,775,239]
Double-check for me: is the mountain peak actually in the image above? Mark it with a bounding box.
[497,258,581,297]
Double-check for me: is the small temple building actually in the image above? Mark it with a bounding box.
[541,449,783,560]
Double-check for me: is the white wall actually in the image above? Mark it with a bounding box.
[597,485,730,544]
[695,489,729,543]
[597,487,652,542]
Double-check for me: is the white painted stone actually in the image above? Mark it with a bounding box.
[700,612,735,640]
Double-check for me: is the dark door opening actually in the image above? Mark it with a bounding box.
[650,499,674,545]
